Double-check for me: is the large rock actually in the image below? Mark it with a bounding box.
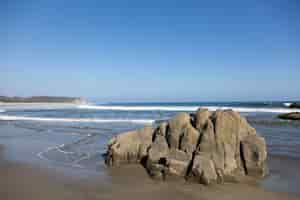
[105,108,268,185]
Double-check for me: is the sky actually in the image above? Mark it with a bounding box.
[1,0,300,102]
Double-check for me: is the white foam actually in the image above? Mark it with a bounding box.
[56,147,74,154]
[204,106,300,113]
[283,102,292,107]
[78,104,199,111]
[0,115,154,124]
[77,105,300,113]
[37,144,83,168]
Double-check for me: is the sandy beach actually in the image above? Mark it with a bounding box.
[1,155,299,200]
[1,104,300,200]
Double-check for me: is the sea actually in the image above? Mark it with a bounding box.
[0,101,300,194]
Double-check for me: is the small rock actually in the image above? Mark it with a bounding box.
[289,103,300,109]
[278,112,300,120]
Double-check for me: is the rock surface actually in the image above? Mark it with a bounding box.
[105,108,268,185]
[289,103,300,109]
[278,112,300,120]
[105,126,153,166]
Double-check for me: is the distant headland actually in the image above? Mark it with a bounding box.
[0,96,87,104]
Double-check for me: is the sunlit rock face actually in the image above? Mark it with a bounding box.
[105,108,268,185]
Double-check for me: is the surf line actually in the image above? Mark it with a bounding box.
[37,145,85,169]
[37,144,74,159]
[36,133,95,168]
[56,144,75,154]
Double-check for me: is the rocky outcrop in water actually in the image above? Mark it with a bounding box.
[289,103,300,109]
[278,112,300,120]
[105,108,268,185]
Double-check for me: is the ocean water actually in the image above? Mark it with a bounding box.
[0,101,300,190]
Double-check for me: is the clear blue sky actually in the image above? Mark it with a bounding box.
[1,0,300,102]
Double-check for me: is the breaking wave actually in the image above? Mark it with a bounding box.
[78,104,199,111]
[78,105,300,113]
[205,106,300,113]
[283,102,292,107]
[0,115,154,124]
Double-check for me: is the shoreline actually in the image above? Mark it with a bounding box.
[1,156,299,200]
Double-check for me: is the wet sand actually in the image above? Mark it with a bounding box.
[1,155,299,200]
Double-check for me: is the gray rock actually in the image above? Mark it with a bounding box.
[105,126,153,166]
[289,103,300,109]
[189,152,218,185]
[210,110,257,177]
[195,108,211,130]
[166,112,191,149]
[180,124,200,154]
[145,134,169,179]
[197,119,216,153]
[278,112,300,120]
[148,135,169,163]
[105,108,268,185]
[165,149,192,177]
[241,135,268,177]
[210,110,240,175]
[154,122,168,137]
